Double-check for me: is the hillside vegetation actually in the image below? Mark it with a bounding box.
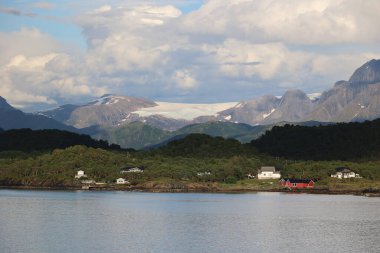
[252,119,380,161]
[0,129,122,152]
[1,121,380,192]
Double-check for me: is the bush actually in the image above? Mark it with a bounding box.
[225,176,237,184]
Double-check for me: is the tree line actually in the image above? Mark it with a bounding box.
[251,119,380,161]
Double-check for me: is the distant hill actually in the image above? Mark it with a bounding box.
[251,119,380,161]
[0,129,122,152]
[85,120,333,150]
[85,121,172,149]
[0,97,79,132]
[154,133,255,158]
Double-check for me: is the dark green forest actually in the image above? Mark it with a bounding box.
[251,119,380,161]
[0,129,123,152]
[1,121,380,191]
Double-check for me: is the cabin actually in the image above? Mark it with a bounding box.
[116,178,129,184]
[197,171,211,177]
[75,170,87,179]
[246,173,255,179]
[257,166,281,179]
[280,178,315,189]
[120,166,145,173]
[331,167,361,179]
[81,180,95,184]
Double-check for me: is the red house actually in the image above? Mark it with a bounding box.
[280,178,315,189]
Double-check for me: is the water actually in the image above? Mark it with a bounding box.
[0,190,379,253]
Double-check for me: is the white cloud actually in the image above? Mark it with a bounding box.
[32,2,55,10]
[92,5,112,14]
[180,0,380,44]
[1,1,380,110]
[0,28,63,66]
[172,69,198,89]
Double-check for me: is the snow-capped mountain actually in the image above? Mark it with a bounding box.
[39,59,380,131]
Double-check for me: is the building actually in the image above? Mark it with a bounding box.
[246,173,255,179]
[280,178,315,189]
[81,180,95,184]
[331,167,361,179]
[75,170,87,179]
[116,178,129,184]
[197,171,211,177]
[257,166,281,179]
[120,166,145,173]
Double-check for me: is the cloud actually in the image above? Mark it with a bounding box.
[32,2,55,10]
[1,1,380,110]
[0,6,36,17]
[0,28,64,65]
[172,69,198,89]
[0,29,107,107]
[180,0,380,44]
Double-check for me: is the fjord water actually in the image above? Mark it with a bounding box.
[0,190,379,253]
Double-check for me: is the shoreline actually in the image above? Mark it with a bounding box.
[1,185,379,197]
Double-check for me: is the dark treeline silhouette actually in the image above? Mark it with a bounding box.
[155,133,256,158]
[251,119,380,160]
[0,128,123,152]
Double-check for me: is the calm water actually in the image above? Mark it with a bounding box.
[0,190,379,253]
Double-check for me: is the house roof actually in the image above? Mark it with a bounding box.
[120,166,145,171]
[260,166,276,172]
[335,167,352,173]
[283,178,314,184]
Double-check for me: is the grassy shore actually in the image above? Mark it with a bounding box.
[3,178,380,196]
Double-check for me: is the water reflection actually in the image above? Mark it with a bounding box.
[0,190,379,253]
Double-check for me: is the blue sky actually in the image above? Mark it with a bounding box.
[1,0,380,111]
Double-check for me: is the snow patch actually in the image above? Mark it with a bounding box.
[224,115,232,120]
[307,93,321,101]
[263,108,276,119]
[92,95,124,105]
[134,102,238,120]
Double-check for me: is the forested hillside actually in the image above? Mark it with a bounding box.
[0,129,122,152]
[251,119,380,160]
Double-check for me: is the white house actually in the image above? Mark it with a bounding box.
[331,167,361,179]
[116,178,129,184]
[81,179,95,184]
[257,166,281,180]
[197,171,211,177]
[75,170,87,179]
[246,173,255,179]
[120,166,144,173]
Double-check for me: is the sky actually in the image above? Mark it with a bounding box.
[1,0,380,111]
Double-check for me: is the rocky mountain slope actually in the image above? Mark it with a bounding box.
[3,59,380,149]
[0,97,78,132]
[306,59,380,122]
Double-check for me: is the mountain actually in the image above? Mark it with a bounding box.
[0,96,79,132]
[85,121,172,149]
[40,95,237,131]
[306,59,380,122]
[85,121,261,149]
[41,94,157,129]
[0,97,15,112]
[348,59,380,85]
[216,95,280,125]
[0,128,122,152]
[261,89,316,124]
[31,58,380,149]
